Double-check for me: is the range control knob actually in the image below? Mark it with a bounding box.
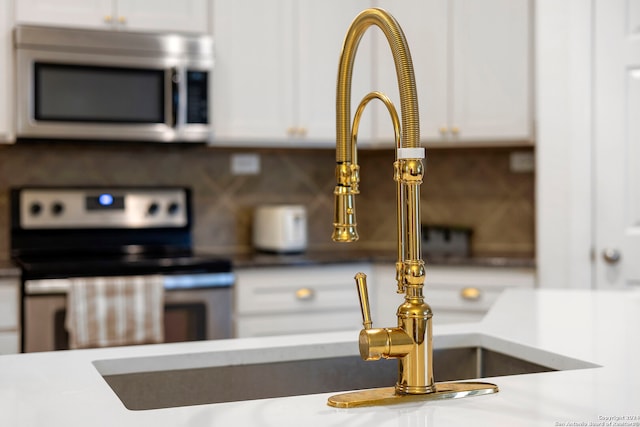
[147,202,160,216]
[51,201,65,216]
[29,202,43,216]
[167,202,180,216]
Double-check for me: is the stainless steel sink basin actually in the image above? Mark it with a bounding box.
[98,346,555,411]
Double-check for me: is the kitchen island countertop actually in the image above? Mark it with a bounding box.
[0,288,638,426]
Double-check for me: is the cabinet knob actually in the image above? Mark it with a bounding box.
[439,126,448,135]
[118,16,127,24]
[104,15,113,23]
[286,127,308,137]
[460,287,481,301]
[295,287,315,301]
[602,248,621,265]
[451,126,460,135]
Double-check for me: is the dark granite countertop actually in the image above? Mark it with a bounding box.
[0,251,534,277]
[229,249,535,270]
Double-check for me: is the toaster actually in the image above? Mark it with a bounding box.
[252,205,308,253]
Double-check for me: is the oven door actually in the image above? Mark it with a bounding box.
[22,275,232,353]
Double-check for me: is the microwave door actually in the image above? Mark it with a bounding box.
[34,64,166,122]
[16,55,178,142]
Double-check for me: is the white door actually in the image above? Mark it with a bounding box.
[594,0,640,288]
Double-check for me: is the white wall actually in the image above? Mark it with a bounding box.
[535,0,593,288]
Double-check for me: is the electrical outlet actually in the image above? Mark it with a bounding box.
[231,153,261,175]
[509,151,535,173]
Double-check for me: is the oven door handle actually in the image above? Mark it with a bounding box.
[163,272,235,290]
[25,273,235,295]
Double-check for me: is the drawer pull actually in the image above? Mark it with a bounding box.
[295,287,315,301]
[460,287,481,301]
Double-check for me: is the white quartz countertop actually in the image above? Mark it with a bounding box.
[1,288,640,426]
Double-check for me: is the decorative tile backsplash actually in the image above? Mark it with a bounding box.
[0,141,534,259]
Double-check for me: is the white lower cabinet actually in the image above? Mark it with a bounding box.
[234,262,535,337]
[234,263,371,338]
[0,278,21,354]
[373,264,536,326]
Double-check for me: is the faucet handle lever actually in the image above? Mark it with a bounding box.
[355,272,372,329]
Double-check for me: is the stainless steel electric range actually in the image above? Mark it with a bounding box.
[10,186,234,352]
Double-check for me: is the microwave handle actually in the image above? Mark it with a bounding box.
[171,67,180,128]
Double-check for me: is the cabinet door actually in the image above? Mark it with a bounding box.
[211,0,295,144]
[236,311,360,338]
[116,0,208,34]
[16,0,207,33]
[297,2,374,146]
[0,280,19,331]
[372,264,536,325]
[375,0,449,144]
[0,333,20,355]
[16,0,113,29]
[234,263,370,338]
[450,0,532,141]
[0,0,12,143]
[0,278,20,354]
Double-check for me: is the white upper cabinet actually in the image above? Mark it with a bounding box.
[375,0,532,146]
[211,0,294,144]
[0,0,11,143]
[211,0,374,147]
[16,0,209,34]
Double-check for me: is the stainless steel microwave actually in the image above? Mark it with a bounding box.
[14,25,213,143]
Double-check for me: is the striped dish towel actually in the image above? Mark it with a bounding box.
[65,275,165,349]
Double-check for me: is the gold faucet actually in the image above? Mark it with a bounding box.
[327,8,498,408]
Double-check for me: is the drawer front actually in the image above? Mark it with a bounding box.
[424,266,536,313]
[426,266,536,288]
[235,310,361,338]
[0,281,19,330]
[426,285,502,313]
[374,264,536,325]
[433,311,485,325]
[235,263,371,315]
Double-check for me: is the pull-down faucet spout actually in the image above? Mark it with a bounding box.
[327,8,498,408]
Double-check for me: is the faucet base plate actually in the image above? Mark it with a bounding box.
[327,381,498,408]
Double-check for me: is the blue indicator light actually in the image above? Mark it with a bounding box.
[98,193,114,206]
